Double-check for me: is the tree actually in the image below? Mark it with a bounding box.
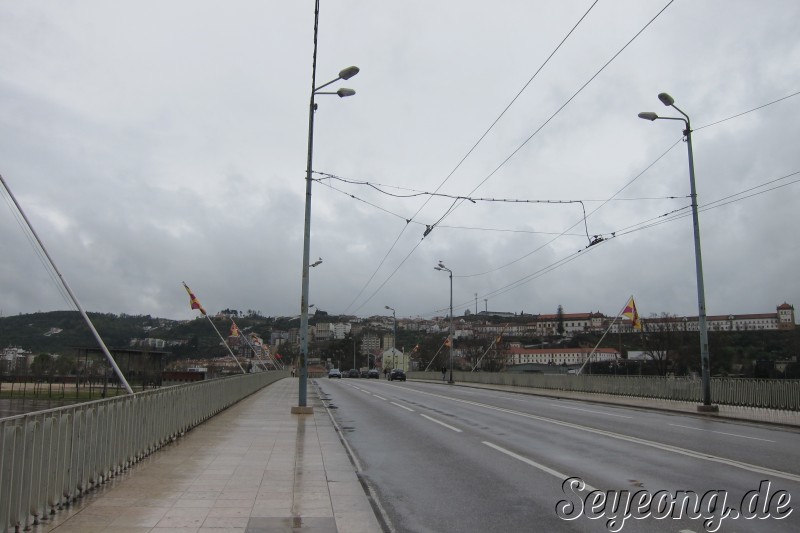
[556,305,565,337]
[641,313,683,376]
[30,353,54,379]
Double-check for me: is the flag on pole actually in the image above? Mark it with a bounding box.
[444,337,451,347]
[622,297,642,330]
[412,344,420,353]
[183,282,206,315]
[230,321,240,337]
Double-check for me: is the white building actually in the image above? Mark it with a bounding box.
[506,345,619,366]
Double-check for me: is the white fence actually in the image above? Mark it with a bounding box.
[0,371,288,533]
[408,371,800,411]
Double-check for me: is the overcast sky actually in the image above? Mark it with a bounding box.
[1,1,798,323]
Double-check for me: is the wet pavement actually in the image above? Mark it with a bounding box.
[25,378,383,533]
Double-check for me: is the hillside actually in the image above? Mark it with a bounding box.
[0,311,295,359]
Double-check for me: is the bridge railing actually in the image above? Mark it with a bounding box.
[0,371,289,533]
[407,371,800,411]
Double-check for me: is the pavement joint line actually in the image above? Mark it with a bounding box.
[548,403,633,419]
[668,423,776,442]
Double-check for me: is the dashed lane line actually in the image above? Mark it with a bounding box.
[482,441,597,491]
[389,385,800,483]
[390,401,415,412]
[420,414,463,432]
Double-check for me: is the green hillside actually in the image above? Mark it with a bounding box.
[0,311,294,359]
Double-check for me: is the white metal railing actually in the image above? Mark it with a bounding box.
[0,371,288,533]
[407,371,800,411]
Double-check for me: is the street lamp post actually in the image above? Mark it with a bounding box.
[295,1,359,414]
[638,92,716,411]
[385,305,396,369]
[434,262,455,384]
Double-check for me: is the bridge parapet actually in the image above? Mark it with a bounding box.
[0,371,289,533]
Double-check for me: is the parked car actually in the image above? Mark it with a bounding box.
[328,368,342,379]
[368,369,380,379]
[360,369,370,378]
[389,369,406,381]
[347,369,360,378]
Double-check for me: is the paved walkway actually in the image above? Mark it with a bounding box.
[33,378,383,533]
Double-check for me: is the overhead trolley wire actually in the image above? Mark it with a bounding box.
[339,1,602,315]
[425,0,676,235]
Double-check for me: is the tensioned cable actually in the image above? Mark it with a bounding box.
[457,138,682,278]
[425,0,675,235]
[695,90,800,131]
[0,175,75,310]
[315,171,686,203]
[342,1,676,315]
[612,170,800,237]
[340,0,602,314]
[425,170,800,317]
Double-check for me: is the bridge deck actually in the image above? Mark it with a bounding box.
[28,378,381,533]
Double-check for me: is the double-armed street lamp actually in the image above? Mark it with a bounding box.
[294,5,359,415]
[434,262,455,384]
[638,92,715,411]
[385,305,397,369]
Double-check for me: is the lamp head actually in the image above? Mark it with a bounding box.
[658,92,675,106]
[638,112,658,121]
[438,261,446,269]
[339,66,360,80]
[336,88,356,98]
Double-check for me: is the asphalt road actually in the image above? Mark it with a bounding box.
[315,377,800,533]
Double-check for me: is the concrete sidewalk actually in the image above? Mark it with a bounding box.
[34,378,383,533]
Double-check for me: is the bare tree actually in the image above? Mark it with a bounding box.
[641,313,683,376]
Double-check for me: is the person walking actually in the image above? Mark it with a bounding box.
[441,366,446,381]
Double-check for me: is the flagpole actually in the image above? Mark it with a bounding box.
[577,297,633,375]
[423,338,450,372]
[205,315,246,374]
[239,332,269,371]
[471,323,509,371]
[232,321,274,371]
[1,173,134,394]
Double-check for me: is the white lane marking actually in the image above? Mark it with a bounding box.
[420,414,463,432]
[549,404,632,419]
[390,401,415,412]
[483,441,596,491]
[373,395,387,401]
[397,386,800,483]
[669,424,776,443]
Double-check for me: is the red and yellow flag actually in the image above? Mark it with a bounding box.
[444,337,451,347]
[622,297,642,330]
[183,282,207,316]
[230,321,240,337]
